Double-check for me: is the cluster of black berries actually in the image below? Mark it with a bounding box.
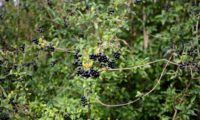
[113,51,121,59]
[63,16,68,28]
[73,50,82,66]
[47,0,53,6]
[80,96,87,107]
[8,98,16,106]
[173,42,200,73]
[31,38,55,52]
[77,67,100,78]
[0,112,9,120]
[186,48,197,57]
[89,51,120,69]
[74,50,121,78]
[45,43,55,52]
[178,61,200,72]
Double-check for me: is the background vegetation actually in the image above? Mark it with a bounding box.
[0,0,199,119]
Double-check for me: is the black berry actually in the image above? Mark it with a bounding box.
[0,112,9,120]
[98,53,108,63]
[113,51,120,59]
[32,38,38,44]
[89,53,98,60]
[47,0,53,6]
[135,0,142,3]
[108,8,114,15]
[9,98,17,106]
[45,43,55,52]
[74,50,82,59]
[81,96,87,107]
[82,70,90,78]
[76,67,84,75]
[73,59,82,66]
[19,44,25,52]
[90,68,100,78]
[63,114,71,120]
[108,60,116,68]
[179,62,185,69]
[63,16,68,28]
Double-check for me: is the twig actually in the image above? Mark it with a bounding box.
[109,58,178,71]
[96,56,172,107]
[143,56,172,97]
[172,105,178,120]
[0,85,7,97]
[96,97,141,107]
[172,65,193,120]
[54,47,74,53]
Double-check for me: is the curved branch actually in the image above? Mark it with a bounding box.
[96,56,172,107]
[108,58,178,71]
[96,97,141,107]
[0,85,7,97]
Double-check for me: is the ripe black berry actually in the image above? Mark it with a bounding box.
[179,62,185,69]
[32,38,38,44]
[63,114,71,120]
[74,50,82,59]
[98,53,108,63]
[187,49,194,56]
[113,51,120,59]
[9,98,16,106]
[0,112,9,120]
[73,59,82,66]
[177,49,183,55]
[45,43,55,52]
[63,17,68,28]
[108,8,114,15]
[50,60,57,67]
[0,107,3,113]
[76,67,84,75]
[90,68,100,78]
[81,96,87,107]
[89,53,97,60]
[47,0,53,6]
[0,59,4,65]
[108,60,116,68]
[82,70,90,78]
[74,54,82,59]
[0,14,3,20]
[19,44,25,52]
[135,0,142,3]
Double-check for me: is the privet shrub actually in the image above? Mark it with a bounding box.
[0,0,199,119]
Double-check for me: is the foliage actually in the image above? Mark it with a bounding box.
[0,0,200,119]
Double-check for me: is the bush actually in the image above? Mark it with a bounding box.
[0,0,199,119]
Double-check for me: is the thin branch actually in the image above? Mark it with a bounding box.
[96,56,172,107]
[54,47,74,53]
[109,58,178,71]
[96,97,141,107]
[0,85,7,97]
[143,56,171,97]
[172,104,178,120]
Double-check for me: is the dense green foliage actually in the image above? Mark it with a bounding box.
[0,0,200,119]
